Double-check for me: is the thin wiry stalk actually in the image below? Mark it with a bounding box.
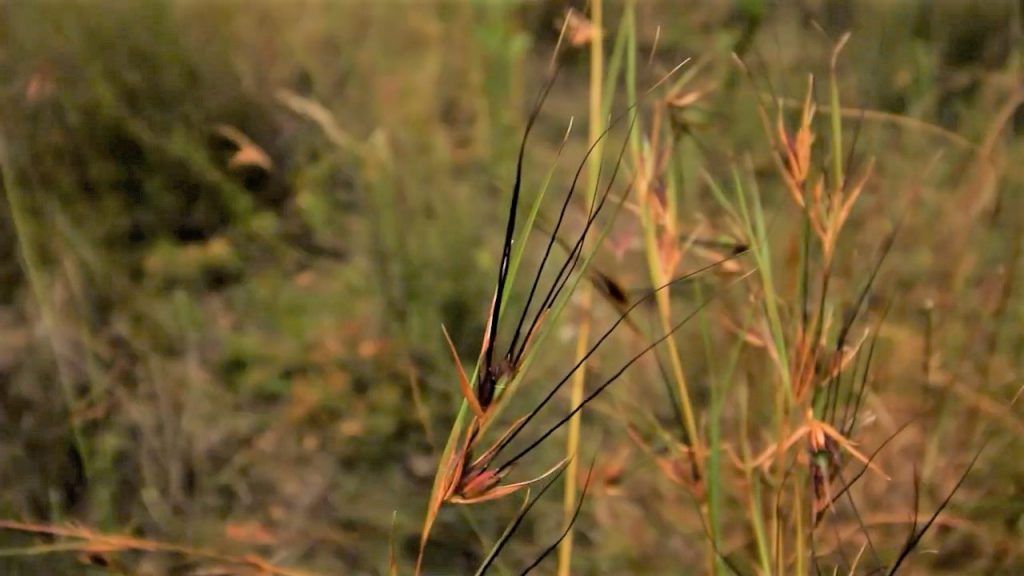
[821,497,852,574]
[830,420,915,509]
[476,58,693,436]
[682,477,749,576]
[418,66,566,575]
[532,114,637,325]
[504,106,614,365]
[481,67,563,406]
[830,467,882,570]
[511,113,638,367]
[840,25,889,195]
[841,301,891,437]
[886,438,988,573]
[845,337,879,440]
[520,461,594,575]
[502,117,575,329]
[652,338,688,445]
[821,229,898,425]
[497,270,745,475]
[506,56,692,369]
[820,419,918,575]
[491,252,747,468]
[474,463,568,576]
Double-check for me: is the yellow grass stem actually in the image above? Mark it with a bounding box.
[794,477,805,576]
[558,2,602,574]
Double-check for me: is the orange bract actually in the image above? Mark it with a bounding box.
[748,408,889,481]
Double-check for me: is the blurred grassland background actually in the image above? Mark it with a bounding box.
[1,1,1023,574]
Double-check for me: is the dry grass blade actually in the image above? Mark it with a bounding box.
[442,323,485,419]
[275,89,359,152]
[417,421,472,574]
[213,124,273,172]
[0,521,316,576]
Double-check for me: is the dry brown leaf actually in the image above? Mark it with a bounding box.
[214,124,273,172]
[225,521,276,546]
[562,8,598,47]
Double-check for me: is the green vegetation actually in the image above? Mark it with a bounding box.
[1,1,1022,574]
